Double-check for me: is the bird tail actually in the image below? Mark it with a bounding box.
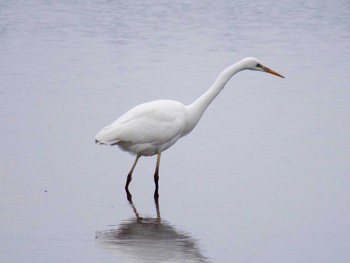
[95,139,105,145]
[95,125,121,145]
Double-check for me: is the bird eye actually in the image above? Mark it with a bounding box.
[256,63,262,68]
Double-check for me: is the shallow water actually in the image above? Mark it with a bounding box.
[1,1,350,262]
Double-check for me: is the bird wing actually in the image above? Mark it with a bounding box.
[95,100,187,147]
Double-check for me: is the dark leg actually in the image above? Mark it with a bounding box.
[154,190,161,223]
[153,153,161,199]
[125,154,140,191]
[125,188,132,202]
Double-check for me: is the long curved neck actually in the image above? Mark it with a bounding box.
[183,62,244,136]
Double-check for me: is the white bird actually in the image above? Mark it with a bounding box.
[95,57,284,193]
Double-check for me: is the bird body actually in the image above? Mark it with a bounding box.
[95,57,284,192]
[96,99,187,156]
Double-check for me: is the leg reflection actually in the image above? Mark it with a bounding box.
[125,188,142,222]
[154,189,161,223]
[124,188,161,223]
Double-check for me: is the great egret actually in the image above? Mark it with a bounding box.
[95,57,284,193]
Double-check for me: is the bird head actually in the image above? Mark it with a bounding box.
[241,57,285,78]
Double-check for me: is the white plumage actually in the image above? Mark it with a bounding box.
[95,57,284,193]
[96,100,187,156]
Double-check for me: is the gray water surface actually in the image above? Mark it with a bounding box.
[1,1,350,262]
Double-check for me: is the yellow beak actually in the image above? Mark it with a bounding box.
[261,65,285,78]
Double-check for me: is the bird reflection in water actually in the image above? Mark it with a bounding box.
[96,189,209,262]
